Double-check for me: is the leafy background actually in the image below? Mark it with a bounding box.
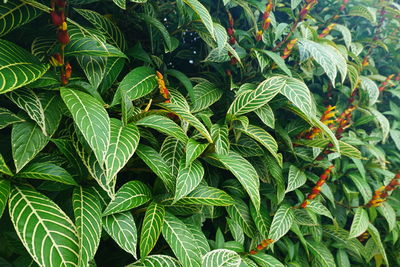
[0,0,400,266]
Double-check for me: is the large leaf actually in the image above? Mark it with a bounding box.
[137,14,172,51]
[370,108,390,142]
[140,202,165,258]
[136,115,188,143]
[75,8,127,51]
[183,0,215,39]
[174,159,204,203]
[72,187,102,266]
[0,39,49,94]
[77,55,107,90]
[349,207,369,239]
[105,119,140,181]
[103,180,152,216]
[285,165,307,193]
[227,77,283,116]
[112,66,157,105]
[14,162,78,186]
[0,1,42,37]
[377,202,396,231]
[268,204,294,243]
[61,88,110,166]
[250,254,285,267]
[136,144,175,191]
[172,185,234,206]
[202,249,241,267]
[8,186,79,267]
[185,138,208,167]
[254,104,275,129]
[64,36,125,58]
[103,211,137,258]
[307,240,336,267]
[209,151,260,211]
[190,81,223,112]
[349,6,376,24]
[0,179,10,218]
[226,198,257,238]
[162,212,202,267]
[127,255,180,267]
[367,223,388,265]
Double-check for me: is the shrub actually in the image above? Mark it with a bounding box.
[0,0,399,266]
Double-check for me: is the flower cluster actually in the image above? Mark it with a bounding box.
[366,174,400,207]
[227,11,236,45]
[256,0,273,42]
[358,232,369,242]
[334,105,356,139]
[378,74,395,92]
[299,0,317,20]
[249,239,273,255]
[362,56,369,67]
[340,0,349,12]
[300,165,334,208]
[301,105,336,139]
[156,71,170,102]
[49,0,71,85]
[281,38,298,60]
[319,23,336,38]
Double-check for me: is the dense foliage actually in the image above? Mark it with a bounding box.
[0,0,400,266]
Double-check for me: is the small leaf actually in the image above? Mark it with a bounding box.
[254,104,275,129]
[349,208,369,239]
[174,159,204,203]
[185,138,208,167]
[140,202,165,258]
[103,181,152,216]
[285,165,307,193]
[0,153,13,176]
[202,249,241,267]
[0,107,25,129]
[307,201,333,220]
[137,13,172,51]
[250,253,285,267]
[307,240,336,267]
[258,50,292,77]
[268,204,294,243]
[191,81,223,113]
[183,0,215,39]
[136,115,188,143]
[173,185,234,206]
[211,124,230,155]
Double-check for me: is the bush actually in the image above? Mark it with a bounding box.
[0,0,399,266]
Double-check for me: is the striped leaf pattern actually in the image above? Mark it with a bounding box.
[268,204,294,243]
[210,124,230,155]
[72,187,102,266]
[226,198,257,238]
[103,181,152,216]
[105,119,140,181]
[191,81,223,113]
[137,14,172,51]
[64,36,125,58]
[137,115,188,143]
[0,179,10,218]
[0,153,13,176]
[162,212,202,267]
[173,185,234,206]
[367,223,388,265]
[103,211,138,258]
[183,216,210,255]
[160,137,185,179]
[140,202,165,258]
[254,104,275,129]
[183,0,215,39]
[14,162,77,185]
[285,165,307,193]
[112,66,157,105]
[7,88,47,135]
[249,202,271,237]
[136,144,175,191]
[227,76,283,116]
[0,1,42,37]
[174,159,204,203]
[209,151,260,211]
[361,76,379,106]
[250,254,285,267]
[0,107,24,129]
[0,39,49,94]
[77,55,107,89]
[349,208,369,238]
[306,240,336,267]
[185,139,208,167]
[127,255,180,267]
[202,249,241,267]
[159,102,212,143]
[61,88,110,166]
[8,186,80,267]
[307,201,333,220]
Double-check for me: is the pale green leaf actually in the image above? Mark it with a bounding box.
[183,0,214,39]
[285,165,307,193]
[185,138,208,167]
[254,104,275,129]
[268,204,294,243]
[202,249,241,267]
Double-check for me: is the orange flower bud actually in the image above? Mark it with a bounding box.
[300,200,309,208]
[250,250,257,255]
[256,30,263,41]
[263,17,271,30]
[257,244,263,250]
[61,74,68,85]
[49,53,63,67]
[65,63,72,79]
[51,11,64,26]
[58,30,70,45]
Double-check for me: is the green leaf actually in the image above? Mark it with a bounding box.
[0,1,42,37]
[0,153,13,176]
[333,24,352,49]
[64,36,126,58]
[268,204,294,243]
[211,124,230,155]
[77,55,107,90]
[112,66,157,105]
[227,76,283,116]
[185,138,208,167]
[347,64,360,92]
[7,88,47,135]
[249,202,271,237]
[103,211,137,258]
[226,198,257,238]
[209,151,260,211]
[294,139,362,159]
[137,115,188,143]
[183,0,215,39]
[140,202,165,258]
[137,13,172,51]
[191,81,223,112]
[127,255,180,267]
[307,240,336,267]
[72,187,102,266]
[0,39,49,94]
[254,104,275,129]
[370,108,390,142]
[14,162,77,186]
[173,185,234,206]
[349,6,376,24]
[348,173,372,203]
[103,181,152,216]
[0,107,24,129]
[8,186,79,267]
[367,223,388,265]
[377,202,396,231]
[0,179,10,218]
[361,76,379,106]
[349,208,369,239]
[174,159,204,203]
[61,88,110,166]
[105,119,140,181]
[136,144,175,191]
[235,124,279,163]
[99,57,125,94]
[183,216,211,255]
[159,102,212,142]
[258,50,292,77]
[166,69,194,100]
[250,253,285,267]
[162,212,202,267]
[285,165,307,193]
[74,8,127,51]
[307,201,333,220]
[202,249,241,267]
[160,137,185,178]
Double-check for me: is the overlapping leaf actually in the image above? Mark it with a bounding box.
[14,162,77,185]
[349,208,369,238]
[140,202,165,258]
[268,204,294,243]
[174,159,204,203]
[202,249,241,267]
[137,115,188,143]
[173,185,234,206]
[190,81,223,112]
[0,179,10,218]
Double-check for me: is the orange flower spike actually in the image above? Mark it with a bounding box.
[300,200,310,208]
[250,250,257,255]
[256,244,263,250]
[362,57,369,67]
[65,63,72,79]
[256,30,263,41]
[263,17,271,30]
[228,12,234,27]
[49,53,63,67]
